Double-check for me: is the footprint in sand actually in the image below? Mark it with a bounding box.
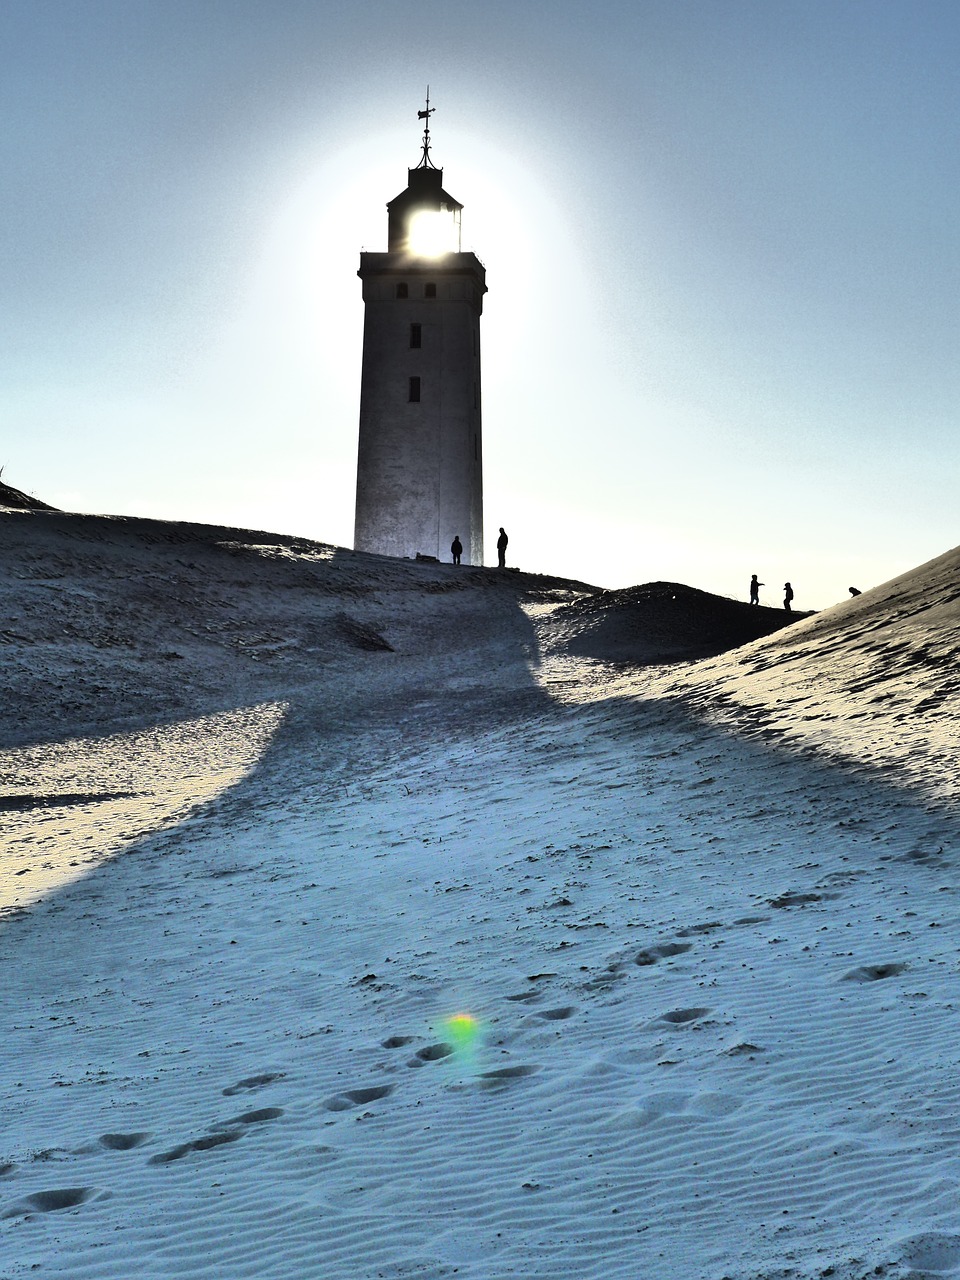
[768,891,823,909]
[407,1043,454,1067]
[614,1090,742,1129]
[323,1084,393,1112]
[222,1071,285,1097]
[635,942,692,966]
[627,1091,690,1125]
[676,922,724,938]
[148,1131,244,1164]
[381,1034,414,1048]
[842,962,908,983]
[479,1065,540,1088]
[898,1231,960,1275]
[656,1007,712,1026]
[581,966,627,992]
[533,1006,576,1021]
[99,1132,151,1151]
[149,1108,283,1164]
[3,1186,98,1218]
[505,973,558,1003]
[219,1107,284,1127]
[898,846,945,866]
[722,1041,766,1057]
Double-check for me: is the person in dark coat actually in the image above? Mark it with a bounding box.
[749,574,763,605]
[783,582,794,612]
[451,536,463,565]
[497,527,508,568]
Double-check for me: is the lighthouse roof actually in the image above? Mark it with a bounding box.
[386,166,463,252]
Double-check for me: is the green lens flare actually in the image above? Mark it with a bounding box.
[442,1012,482,1050]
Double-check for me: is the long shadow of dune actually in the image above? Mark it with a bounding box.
[0,512,583,918]
[0,791,141,811]
[2,660,959,1038]
[3,510,959,942]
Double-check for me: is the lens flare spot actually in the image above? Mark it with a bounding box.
[443,1013,482,1050]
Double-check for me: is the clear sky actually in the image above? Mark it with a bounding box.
[3,0,958,608]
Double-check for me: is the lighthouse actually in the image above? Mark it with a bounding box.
[354,95,486,564]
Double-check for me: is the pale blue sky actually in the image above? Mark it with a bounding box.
[2,0,958,607]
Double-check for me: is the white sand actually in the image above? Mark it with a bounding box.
[2,510,959,1279]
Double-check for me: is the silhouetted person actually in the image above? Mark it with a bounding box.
[749,574,763,605]
[451,536,462,565]
[848,586,861,597]
[783,581,794,612]
[497,526,508,568]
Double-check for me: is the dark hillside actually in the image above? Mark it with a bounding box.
[548,580,810,665]
[0,476,57,511]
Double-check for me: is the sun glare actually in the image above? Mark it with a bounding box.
[408,209,457,257]
[442,1012,482,1053]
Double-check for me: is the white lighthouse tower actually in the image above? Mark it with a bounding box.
[354,95,486,564]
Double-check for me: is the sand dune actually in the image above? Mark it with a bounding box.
[0,477,55,511]
[662,544,960,805]
[2,509,959,1279]
[546,579,806,665]
[0,509,587,749]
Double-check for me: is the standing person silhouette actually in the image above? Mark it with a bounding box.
[451,535,462,565]
[783,582,794,612]
[749,574,763,605]
[497,527,508,569]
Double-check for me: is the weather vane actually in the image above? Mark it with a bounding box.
[416,86,436,169]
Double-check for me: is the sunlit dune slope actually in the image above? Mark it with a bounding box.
[657,544,960,802]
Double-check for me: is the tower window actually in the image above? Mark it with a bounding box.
[410,323,422,349]
[425,283,437,299]
[396,282,408,299]
[408,376,421,402]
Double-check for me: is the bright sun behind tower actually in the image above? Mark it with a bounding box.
[354,92,486,564]
[408,208,458,256]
